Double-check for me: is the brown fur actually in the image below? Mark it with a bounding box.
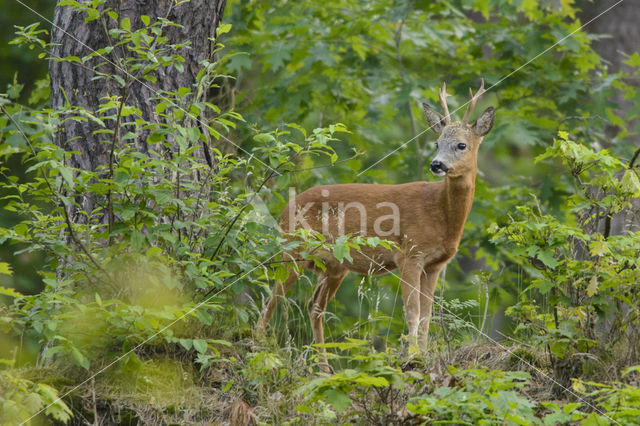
[255,83,495,370]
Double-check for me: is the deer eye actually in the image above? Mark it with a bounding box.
[435,142,439,149]
[457,143,467,150]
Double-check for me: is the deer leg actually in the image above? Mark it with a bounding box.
[255,266,299,335]
[397,258,424,342]
[419,265,443,349]
[307,270,348,371]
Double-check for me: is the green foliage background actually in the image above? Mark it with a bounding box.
[1,0,640,424]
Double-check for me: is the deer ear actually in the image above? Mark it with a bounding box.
[472,106,495,137]
[422,102,446,135]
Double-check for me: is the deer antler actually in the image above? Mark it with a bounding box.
[438,82,452,125]
[462,79,486,124]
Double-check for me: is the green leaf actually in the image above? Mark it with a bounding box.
[193,339,208,354]
[332,236,353,263]
[179,338,193,350]
[58,166,75,188]
[473,0,491,20]
[253,133,276,143]
[287,123,307,137]
[44,345,64,358]
[216,23,232,36]
[130,231,146,251]
[70,346,90,369]
[333,243,349,263]
[622,365,640,377]
[536,250,558,269]
[0,286,22,298]
[620,169,640,196]
[550,340,569,359]
[586,275,598,297]
[624,52,640,68]
[0,262,13,275]
[274,265,290,283]
[605,108,626,130]
[38,384,72,422]
[276,172,290,189]
[295,403,312,413]
[140,15,150,26]
[113,74,125,87]
[121,17,131,31]
[532,279,554,295]
[354,375,389,387]
[186,127,201,143]
[147,131,165,144]
[324,389,351,413]
[225,53,252,73]
[265,45,290,71]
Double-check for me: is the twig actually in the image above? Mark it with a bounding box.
[439,264,452,360]
[209,164,281,262]
[629,146,640,169]
[1,104,111,278]
[603,145,640,238]
[107,80,129,243]
[208,135,316,262]
[293,151,360,171]
[477,279,489,341]
[91,377,98,426]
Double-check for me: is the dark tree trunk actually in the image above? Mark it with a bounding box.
[579,0,640,235]
[579,0,640,75]
[49,0,226,219]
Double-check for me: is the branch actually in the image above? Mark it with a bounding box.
[629,146,640,169]
[1,104,111,279]
[209,164,281,261]
[603,145,640,238]
[208,137,313,262]
[108,80,129,243]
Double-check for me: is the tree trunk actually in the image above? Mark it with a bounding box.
[578,0,640,232]
[49,0,227,219]
[579,0,640,75]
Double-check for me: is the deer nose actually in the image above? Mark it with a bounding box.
[430,160,449,174]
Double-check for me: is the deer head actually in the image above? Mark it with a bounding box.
[422,80,495,177]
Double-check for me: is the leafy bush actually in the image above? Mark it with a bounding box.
[407,366,536,424]
[0,360,71,425]
[0,2,348,422]
[296,339,421,423]
[491,131,640,382]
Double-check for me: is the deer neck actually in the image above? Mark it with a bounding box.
[442,168,476,242]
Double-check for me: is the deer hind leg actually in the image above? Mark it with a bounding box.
[419,264,444,349]
[397,257,424,342]
[255,264,300,335]
[307,269,348,371]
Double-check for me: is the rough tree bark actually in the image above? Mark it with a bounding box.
[49,0,227,218]
[579,0,640,235]
[579,0,640,75]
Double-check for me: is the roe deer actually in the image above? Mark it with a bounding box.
[255,81,495,369]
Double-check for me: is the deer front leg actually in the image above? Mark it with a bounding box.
[397,257,424,344]
[307,270,348,371]
[419,265,444,349]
